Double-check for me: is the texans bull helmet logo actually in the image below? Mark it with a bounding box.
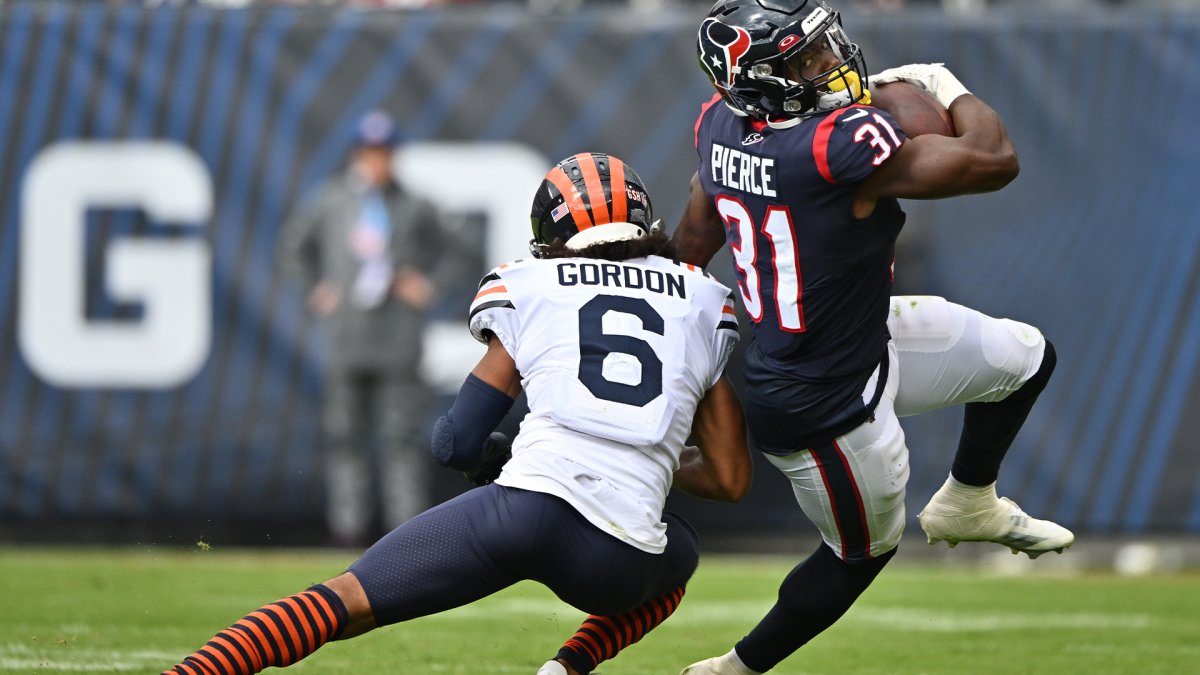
[698,18,752,91]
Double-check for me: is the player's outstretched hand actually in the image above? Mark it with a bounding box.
[464,432,512,487]
[870,63,971,108]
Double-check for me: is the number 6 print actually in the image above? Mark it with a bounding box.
[576,294,665,407]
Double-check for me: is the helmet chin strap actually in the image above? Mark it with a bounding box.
[565,222,648,250]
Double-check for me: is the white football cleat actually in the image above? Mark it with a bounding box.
[536,660,568,675]
[680,649,761,675]
[918,478,1074,559]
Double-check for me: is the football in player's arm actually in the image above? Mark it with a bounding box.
[163,153,751,675]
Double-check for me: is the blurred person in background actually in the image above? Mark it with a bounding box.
[166,152,751,675]
[674,1,1072,673]
[279,109,451,548]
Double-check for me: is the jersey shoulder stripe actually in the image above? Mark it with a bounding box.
[469,260,530,346]
[469,285,514,321]
[473,282,508,301]
[695,93,724,149]
[812,106,858,184]
[718,292,738,332]
[471,277,510,311]
[469,299,515,324]
[469,260,531,322]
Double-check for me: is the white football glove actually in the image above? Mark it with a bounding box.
[870,63,971,109]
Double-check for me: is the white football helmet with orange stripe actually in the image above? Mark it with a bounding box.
[529,152,662,258]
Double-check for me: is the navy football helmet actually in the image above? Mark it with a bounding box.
[529,152,659,258]
[698,0,868,123]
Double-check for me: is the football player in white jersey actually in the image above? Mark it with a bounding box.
[164,153,751,675]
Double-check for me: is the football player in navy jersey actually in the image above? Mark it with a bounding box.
[163,154,751,675]
[676,1,1074,673]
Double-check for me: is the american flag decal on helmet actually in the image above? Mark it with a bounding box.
[550,203,569,222]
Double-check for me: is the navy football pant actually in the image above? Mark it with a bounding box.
[348,484,699,626]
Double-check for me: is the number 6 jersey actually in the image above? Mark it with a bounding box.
[469,255,739,553]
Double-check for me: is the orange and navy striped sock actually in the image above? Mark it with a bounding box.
[164,584,348,675]
[556,586,686,674]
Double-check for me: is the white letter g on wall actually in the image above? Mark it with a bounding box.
[19,141,213,388]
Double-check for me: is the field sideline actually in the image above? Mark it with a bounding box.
[3,546,1197,674]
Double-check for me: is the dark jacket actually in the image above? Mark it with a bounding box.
[279,170,447,372]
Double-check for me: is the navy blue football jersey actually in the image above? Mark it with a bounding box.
[694,94,908,451]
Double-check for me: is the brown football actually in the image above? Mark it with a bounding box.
[869,81,956,137]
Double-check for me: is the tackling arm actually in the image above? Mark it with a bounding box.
[671,172,728,268]
[431,336,521,474]
[673,375,752,502]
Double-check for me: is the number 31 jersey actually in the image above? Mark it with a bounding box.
[469,255,738,553]
[695,94,907,383]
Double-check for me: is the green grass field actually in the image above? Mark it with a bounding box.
[3,546,1197,674]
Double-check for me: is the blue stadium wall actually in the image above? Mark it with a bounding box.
[1,3,1199,544]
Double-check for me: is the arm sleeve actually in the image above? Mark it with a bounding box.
[431,373,516,470]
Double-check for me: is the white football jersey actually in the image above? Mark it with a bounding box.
[469,255,739,553]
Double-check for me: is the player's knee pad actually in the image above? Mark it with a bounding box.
[971,337,1056,411]
[968,315,1045,403]
[980,317,1045,377]
[1014,338,1056,400]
